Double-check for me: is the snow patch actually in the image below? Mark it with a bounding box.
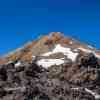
[41,44,78,62]
[71,87,79,90]
[85,88,100,100]
[71,87,100,100]
[73,49,79,52]
[37,58,64,68]
[78,47,100,59]
[78,47,92,53]
[32,56,36,58]
[15,62,21,67]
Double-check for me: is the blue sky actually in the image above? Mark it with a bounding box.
[0,0,100,55]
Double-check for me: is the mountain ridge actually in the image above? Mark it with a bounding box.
[0,32,100,65]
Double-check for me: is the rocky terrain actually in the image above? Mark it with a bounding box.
[0,32,100,100]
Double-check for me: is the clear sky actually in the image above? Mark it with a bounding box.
[0,0,100,55]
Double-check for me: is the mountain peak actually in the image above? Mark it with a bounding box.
[49,32,64,39]
[0,32,100,65]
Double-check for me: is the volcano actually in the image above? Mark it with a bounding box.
[0,32,100,100]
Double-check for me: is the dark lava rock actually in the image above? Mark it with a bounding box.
[0,53,100,100]
[0,87,7,98]
[80,53,98,68]
[0,66,7,81]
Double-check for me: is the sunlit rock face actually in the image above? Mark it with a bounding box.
[0,32,100,100]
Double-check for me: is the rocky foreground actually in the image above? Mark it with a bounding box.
[0,53,100,100]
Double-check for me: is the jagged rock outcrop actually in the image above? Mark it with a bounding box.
[0,53,99,100]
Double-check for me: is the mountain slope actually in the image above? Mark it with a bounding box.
[0,32,100,65]
[0,32,100,100]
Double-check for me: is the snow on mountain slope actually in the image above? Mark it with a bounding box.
[37,58,65,68]
[78,47,100,59]
[41,44,79,62]
[0,32,100,67]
